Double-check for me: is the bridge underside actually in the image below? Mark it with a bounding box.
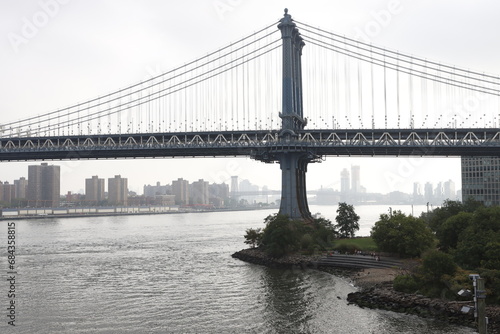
[4,128,499,222]
[2,129,500,161]
[279,153,312,221]
[2,129,500,223]
[253,150,321,221]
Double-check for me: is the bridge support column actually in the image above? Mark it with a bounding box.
[264,9,317,222]
[279,152,312,221]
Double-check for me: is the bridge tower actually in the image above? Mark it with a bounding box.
[254,9,320,221]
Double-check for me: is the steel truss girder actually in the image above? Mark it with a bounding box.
[1,128,500,161]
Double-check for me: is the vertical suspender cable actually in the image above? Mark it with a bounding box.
[357,46,363,129]
[396,53,400,128]
[383,53,388,129]
[370,46,375,129]
[344,37,350,128]
[409,58,413,128]
[422,61,427,127]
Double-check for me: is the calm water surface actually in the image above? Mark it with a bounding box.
[0,206,475,333]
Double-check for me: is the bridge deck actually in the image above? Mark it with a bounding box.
[1,128,500,161]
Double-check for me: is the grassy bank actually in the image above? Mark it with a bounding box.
[333,237,378,252]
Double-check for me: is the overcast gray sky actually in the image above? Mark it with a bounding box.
[2,0,500,195]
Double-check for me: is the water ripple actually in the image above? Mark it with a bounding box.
[5,212,476,334]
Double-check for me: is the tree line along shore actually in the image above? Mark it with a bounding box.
[234,199,500,333]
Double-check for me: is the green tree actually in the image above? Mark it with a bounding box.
[436,212,473,251]
[454,206,500,269]
[422,198,482,233]
[455,230,496,269]
[423,200,464,232]
[461,197,484,212]
[482,242,500,270]
[244,228,263,248]
[421,250,457,282]
[260,214,305,257]
[311,217,338,250]
[335,202,360,238]
[371,211,434,258]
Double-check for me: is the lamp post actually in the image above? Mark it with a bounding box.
[467,274,488,334]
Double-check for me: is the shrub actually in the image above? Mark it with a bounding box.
[421,250,457,282]
[479,269,500,305]
[393,275,420,294]
[300,234,314,254]
[482,241,500,269]
[447,267,474,298]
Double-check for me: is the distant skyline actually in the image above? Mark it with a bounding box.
[2,1,500,196]
[3,160,458,196]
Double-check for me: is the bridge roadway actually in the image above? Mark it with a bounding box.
[1,128,500,161]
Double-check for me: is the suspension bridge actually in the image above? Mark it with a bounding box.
[2,9,500,220]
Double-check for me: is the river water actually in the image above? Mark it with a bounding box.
[0,205,475,333]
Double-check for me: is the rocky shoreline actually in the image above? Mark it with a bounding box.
[347,283,500,333]
[231,247,322,269]
[232,248,500,333]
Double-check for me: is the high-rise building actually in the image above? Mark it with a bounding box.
[413,182,421,197]
[424,182,434,203]
[28,163,60,207]
[154,195,176,206]
[108,175,128,206]
[209,183,229,207]
[462,156,500,206]
[143,182,170,197]
[435,182,444,203]
[351,165,360,193]
[239,179,259,192]
[191,179,209,205]
[443,179,456,200]
[86,175,105,204]
[239,179,259,204]
[2,182,15,204]
[340,168,350,193]
[230,176,239,195]
[172,178,189,205]
[14,177,28,199]
[413,182,423,203]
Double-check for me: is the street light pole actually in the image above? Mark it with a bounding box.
[476,277,487,334]
[469,274,488,334]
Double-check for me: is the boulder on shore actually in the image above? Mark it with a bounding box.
[347,282,500,333]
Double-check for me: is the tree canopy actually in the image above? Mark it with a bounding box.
[260,214,303,257]
[422,198,482,233]
[371,211,434,258]
[421,250,457,282]
[436,212,473,251]
[252,214,338,257]
[335,202,360,238]
[244,228,262,248]
[454,206,500,269]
